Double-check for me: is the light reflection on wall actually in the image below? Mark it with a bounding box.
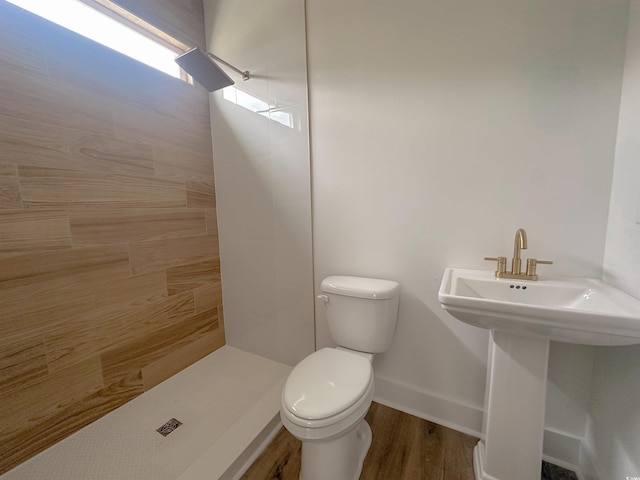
[6,0,183,78]
[222,86,294,128]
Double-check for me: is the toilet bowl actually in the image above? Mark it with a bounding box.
[280,348,375,480]
[280,275,400,480]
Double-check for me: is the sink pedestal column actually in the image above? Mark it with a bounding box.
[474,331,550,480]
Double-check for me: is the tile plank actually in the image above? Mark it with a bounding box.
[0,0,223,473]
[205,208,218,234]
[44,293,196,372]
[0,164,22,209]
[0,210,72,257]
[129,233,219,275]
[217,304,225,329]
[0,12,48,78]
[0,371,144,475]
[0,244,130,283]
[0,358,104,439]
[186,180,216,209]
[141,325,225,390]
[0,66,114,135]
[101,308,219,386]
[69,208,206,246]
[0,115,155,177]
[166,258,221,296]
[1,247,166,342]
[194,281,223,314]
[113,102,213,157]
[153,147,214,182]
[0,337,49,396]
[19,166,187,209]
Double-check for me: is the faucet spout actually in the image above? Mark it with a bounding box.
[485,227,552,280]
[512,228,527,275]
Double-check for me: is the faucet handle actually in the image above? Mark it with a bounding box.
[526,258,553,277]
[484,256,507,276]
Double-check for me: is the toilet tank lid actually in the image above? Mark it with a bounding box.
[320,276,400,300]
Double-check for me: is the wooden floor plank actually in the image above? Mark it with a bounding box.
[243,401,579,480]
[442,424,477,480]
[240,427,302,480]
[241,402,477,480]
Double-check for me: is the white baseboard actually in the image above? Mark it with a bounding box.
[542,428,582,472]
[374,374,483,437]
[374,374,586,475]
[576,439,601,480]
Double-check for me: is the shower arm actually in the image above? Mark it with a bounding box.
[206,53,250,81]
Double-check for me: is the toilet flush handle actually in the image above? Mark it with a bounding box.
[316,294,329,303]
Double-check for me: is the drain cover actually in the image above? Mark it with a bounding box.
[156,418,182,437]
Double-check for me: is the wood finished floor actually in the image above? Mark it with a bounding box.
[241,402,477,480]
[241,402,580,480]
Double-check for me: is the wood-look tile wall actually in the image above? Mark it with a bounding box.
[0,1,224,473]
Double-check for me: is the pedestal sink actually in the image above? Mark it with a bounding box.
[438,268,640,480]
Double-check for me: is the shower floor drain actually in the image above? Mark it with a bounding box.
[156,418,182,437]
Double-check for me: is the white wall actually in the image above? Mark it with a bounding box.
[306,0,628,459]
[204,0,637,473]
[587,1,640,478]
[203,0,315,366]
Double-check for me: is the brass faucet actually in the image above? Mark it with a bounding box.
[484,228,552,281]
[512,228,527,275]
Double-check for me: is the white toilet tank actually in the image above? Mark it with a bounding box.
[320,276,400,353]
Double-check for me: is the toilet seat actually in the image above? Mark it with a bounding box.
[283,348,373,420]
[281,348,375,440]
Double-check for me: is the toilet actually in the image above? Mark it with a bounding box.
[280,275,400,480]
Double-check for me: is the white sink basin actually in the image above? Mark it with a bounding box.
[438,268,640,346]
